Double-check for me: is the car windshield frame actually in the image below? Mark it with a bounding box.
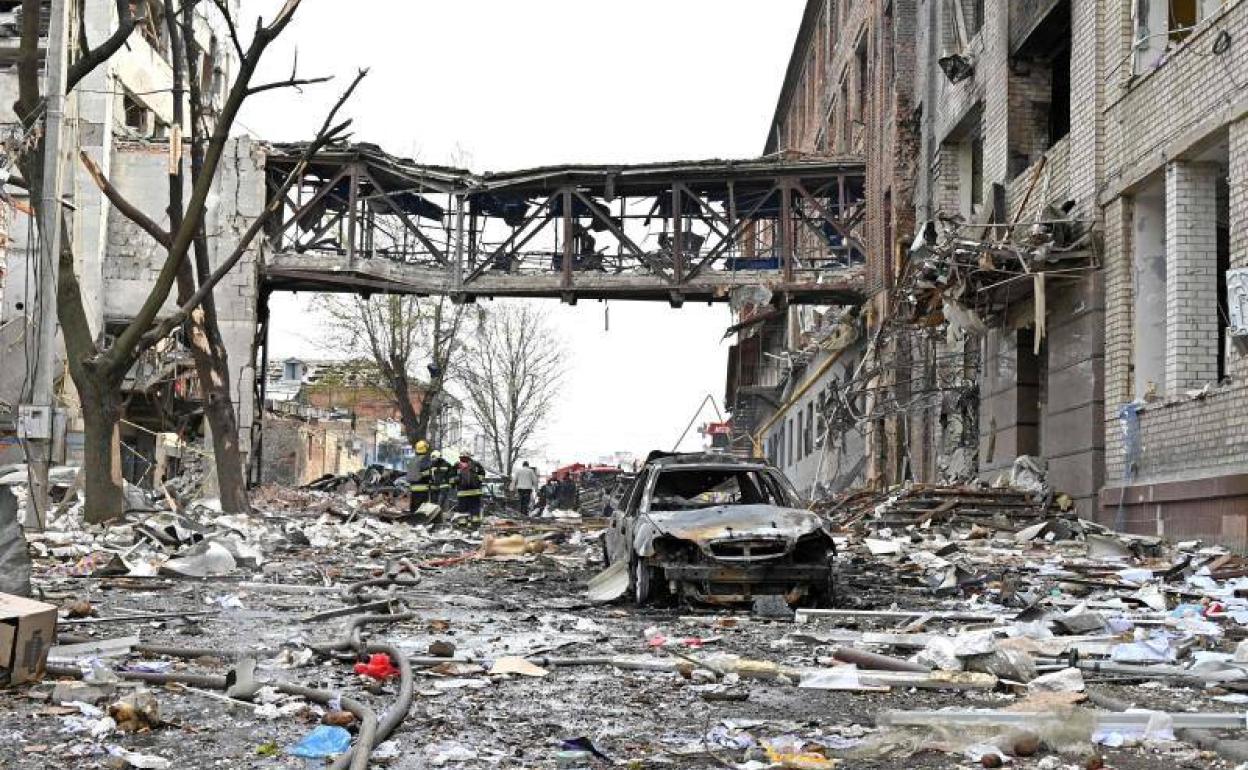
[641,465,800,513]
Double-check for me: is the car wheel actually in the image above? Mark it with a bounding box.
[631,557,652,605]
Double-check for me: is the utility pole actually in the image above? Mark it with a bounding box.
[24,0,72,531]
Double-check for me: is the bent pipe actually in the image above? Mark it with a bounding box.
[308,612,418,657]
[331,642,415,770]
[343,574,421,604]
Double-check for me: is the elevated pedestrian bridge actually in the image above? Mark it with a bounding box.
[261,144,867,306]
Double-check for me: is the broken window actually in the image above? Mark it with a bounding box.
[123,93,149,132]
[1131,152,1230,398]
[797,411,805,461]
[840,80,851,152]
[1048,41,1072,147]
[855,35,869,125]
[805,403,815,456]
[968,136,984,214]
[1170,0,1199,43]
[1133,0,1217,73]
[1009,0,1072,173]
[649,468,798,511]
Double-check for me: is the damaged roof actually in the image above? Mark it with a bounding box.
[265,141,864,198]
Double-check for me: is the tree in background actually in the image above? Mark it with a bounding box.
[319,294,473,448]
[15,0,362,521]
[460,303,566,473]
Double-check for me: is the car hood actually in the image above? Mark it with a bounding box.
[644,504,825,543]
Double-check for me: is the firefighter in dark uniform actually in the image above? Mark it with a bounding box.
[430,450,453,509]
[407,439,433,514]
[454,449,487,522]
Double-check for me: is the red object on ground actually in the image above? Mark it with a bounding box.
[353,653,400,680]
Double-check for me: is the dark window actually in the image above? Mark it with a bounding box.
[1170,0,1199,43]
[970,137,984,209]
[805,403,815,456]
[856,36,869,123]
[123,94,147,131]
[1049,41,1072,147]
[973,0,985,34]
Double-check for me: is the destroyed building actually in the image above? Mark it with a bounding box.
[0,1,260,487]
[259,358,464,485]
[740,1,1248,544]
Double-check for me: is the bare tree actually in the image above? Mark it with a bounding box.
[319,294,473,447]
[460,303,566,473]
[15,0,363,521]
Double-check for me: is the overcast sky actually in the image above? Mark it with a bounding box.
[237,0,803,462]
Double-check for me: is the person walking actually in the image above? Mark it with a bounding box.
[512,461,539,517]
[454,450,487,523]
[406,440,433,514]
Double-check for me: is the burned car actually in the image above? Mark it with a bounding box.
[597,452,835,606]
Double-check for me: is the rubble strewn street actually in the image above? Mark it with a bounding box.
[5,0,1248,767]
[3,472,1248,769]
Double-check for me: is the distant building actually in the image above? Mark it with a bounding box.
[259,357,463,480]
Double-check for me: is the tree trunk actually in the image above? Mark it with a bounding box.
[189,320,249,513]
[392,372,422,447]
[80,377,124,523]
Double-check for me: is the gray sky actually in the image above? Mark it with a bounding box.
[238,0,803,460]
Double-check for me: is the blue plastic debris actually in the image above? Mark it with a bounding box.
[287,725,352,758]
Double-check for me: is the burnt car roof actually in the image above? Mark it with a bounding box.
[642,451,769,469]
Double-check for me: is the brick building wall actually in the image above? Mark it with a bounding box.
[1100,0,1248,542]
[906,0,1106,515]
[750,0,919,491]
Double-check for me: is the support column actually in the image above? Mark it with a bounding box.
[1164,161,1221,394]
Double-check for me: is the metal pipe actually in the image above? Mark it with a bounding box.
[830,645,930,673]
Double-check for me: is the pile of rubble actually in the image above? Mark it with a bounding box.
[5,468,1248,769]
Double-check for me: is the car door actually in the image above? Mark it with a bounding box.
[606,469,648,565]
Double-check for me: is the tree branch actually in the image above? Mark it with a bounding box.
[67,0,136,93]
[210,0,245,61]
[246,74,332,97]
[80,151,172,248]
[108,0,309,371]
[134,70,366,355]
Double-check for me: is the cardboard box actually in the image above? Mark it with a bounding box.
[0,592,57,686]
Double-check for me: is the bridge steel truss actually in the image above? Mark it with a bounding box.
[261,144,868,306]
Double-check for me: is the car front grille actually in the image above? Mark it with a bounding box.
[706,538,789,561]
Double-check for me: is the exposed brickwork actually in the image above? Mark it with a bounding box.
[766,0,918,296]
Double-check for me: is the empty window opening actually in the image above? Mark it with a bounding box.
[1130,181,1166,399]
[123,93,149,132]
[856,36,869,124]
[1048,40,1072,146]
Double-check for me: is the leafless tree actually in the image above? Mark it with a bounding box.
[14,0,363,522]
[459,303,566,473]
[318,294,474,448]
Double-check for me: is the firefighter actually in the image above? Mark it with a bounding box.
[407,439,433,514]
[430,450,453,509]
[454,449,487,522]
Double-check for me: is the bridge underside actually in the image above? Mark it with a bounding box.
[262,145,867,306]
